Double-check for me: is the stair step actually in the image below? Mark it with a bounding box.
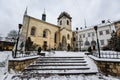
[24,67,90,71]
[36,60,85,62]
[38,57,84,58]
[37,59,85,61]
[36,61,86,63]
[33,63,87,65]
[22,72,97,75]
[21,55,98,76]
[28,66,89,69]
[22,69,97,75]
[14,71,97,79]
[36,59,85,61]
[29,64,88,66]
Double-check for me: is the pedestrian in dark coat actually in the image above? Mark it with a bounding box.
[38,47,41,54]
[67,44,70,51]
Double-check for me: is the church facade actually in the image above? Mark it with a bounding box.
[21,10,73,50]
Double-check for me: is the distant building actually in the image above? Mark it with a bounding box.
[0,41,15,51]
[74,20,120,51]
[0,37,15,51]
[115,21,120,36]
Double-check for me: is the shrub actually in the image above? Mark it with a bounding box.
[88,46,92,53]
[102,46,109,50]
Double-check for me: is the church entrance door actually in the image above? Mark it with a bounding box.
[62,36,67,50]
[43,41,47,50]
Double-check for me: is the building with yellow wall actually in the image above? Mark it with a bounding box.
[0,41,15,51]
[114,21,120,36]
[21,10,73,50]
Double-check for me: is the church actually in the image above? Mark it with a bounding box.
[21,9,73,50]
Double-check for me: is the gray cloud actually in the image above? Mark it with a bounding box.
[0,0,120,37]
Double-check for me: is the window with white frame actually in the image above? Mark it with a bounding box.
[107,39,110,44]
[88,33,90,37]
[92,32,94,36]
[106,29,110,34]
[100,40,104,45]
[79,35,82,38]
[83,34,85,38]
[99,31,103,35]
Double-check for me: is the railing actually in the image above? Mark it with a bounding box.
[93,51,120,59]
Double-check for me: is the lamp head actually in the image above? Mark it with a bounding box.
[19,24,22,29]
[94,26,98,31]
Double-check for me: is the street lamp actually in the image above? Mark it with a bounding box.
[79,39,82,51]
[76,27,78,51]
[14,24,22,58]
[94,26,101,58]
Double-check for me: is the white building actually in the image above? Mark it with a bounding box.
[74,20,119,51]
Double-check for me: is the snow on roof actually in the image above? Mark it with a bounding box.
[74,19,120,32]
[58,11,72,19]
[78,22,113,32]
[0,37,14,42]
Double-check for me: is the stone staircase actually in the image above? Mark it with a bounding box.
[22,56,97,76]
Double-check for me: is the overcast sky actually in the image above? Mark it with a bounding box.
[0,0,120,37]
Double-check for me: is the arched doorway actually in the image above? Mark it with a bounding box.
[91,40,96,50]
[62,36,67,50]
[84,40,90,50]
[42,29,51,50]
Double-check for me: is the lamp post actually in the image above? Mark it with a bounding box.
[94,26,101,58]
[14,24,22,58]
[73,37,76,51]
[76,27,78,51]
[79,39,82,51]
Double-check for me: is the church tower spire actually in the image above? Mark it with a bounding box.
[24,7,27,16]
[42,8,46,21]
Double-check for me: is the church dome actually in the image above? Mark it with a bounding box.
[58,11,72,20]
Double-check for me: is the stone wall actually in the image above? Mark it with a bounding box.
[8,57,38,72]
[94,61,120,76]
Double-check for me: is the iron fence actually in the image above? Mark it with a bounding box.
[93,51,120,59]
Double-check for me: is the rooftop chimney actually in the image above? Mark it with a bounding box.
[76,27,78,30]
[102,20,105,24]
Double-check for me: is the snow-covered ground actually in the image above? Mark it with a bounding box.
[12,74,120,80]
[0,51,11,80]
[0,51,120,80]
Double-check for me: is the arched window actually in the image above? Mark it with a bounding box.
[43,31,47,38]
[60,20,62,25]
[54,33,57,43]
[85,41,90,46]
[67,34,70,39]
[91,40,96,46]
[67,20,69,25]
[30,27,36,36]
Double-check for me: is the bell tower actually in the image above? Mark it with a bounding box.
[42,9,46,21]
[57,12,72,30]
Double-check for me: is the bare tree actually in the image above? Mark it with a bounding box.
[0,34,3,41]
[7,30,18,42]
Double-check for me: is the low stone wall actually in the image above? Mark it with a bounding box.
[8,56,39,72]
[89,55,120,76]
[94,61,120,76]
